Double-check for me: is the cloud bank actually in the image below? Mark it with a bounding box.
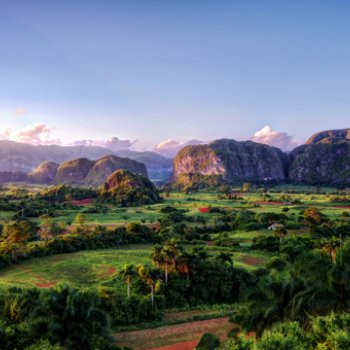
[73,137,137,151]
[251,126,298,151]
[0,124,61,145]
[155,139,206,158]
[0,122,299,154]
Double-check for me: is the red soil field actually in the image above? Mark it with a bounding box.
[240,256,264,266]
[34,281,57,288]
[16,265,57,289]
[96,266,117,279]
[116,317,236,350]
[254,201,284,205]
[70,198,94,206]
[149,339,199,350]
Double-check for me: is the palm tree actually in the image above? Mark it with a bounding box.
[176,247,203,279]
[119,264,136,298]
[30,284,110,349]
[322,237,340,264]
[164,239,181,265]
[137,265,159,308]
[176,250,192,278]
[216,252,234,268]
[151,244,164,269]
[290,251,337,319]
[162,244,178,284]
[274,226,287,242]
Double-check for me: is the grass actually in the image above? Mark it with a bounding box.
[0,188,348,228]
[0,186,347,290]
[0,242,267,289]
[0,245,152,290]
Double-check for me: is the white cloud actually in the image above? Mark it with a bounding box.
[0,124,61,145]
[73,137,137,151]
[251,126,298,151]
[155,138,205,158]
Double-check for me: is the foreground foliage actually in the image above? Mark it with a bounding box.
[222,313,350,350]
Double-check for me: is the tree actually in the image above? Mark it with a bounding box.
[196,333,220,349]
[0,221,33,262]
[151,245,164,269]
[274,226,287,243]
[151,244,171,284]
[162,241,180,284]
[119,264,136,298]
[216,252,234,269]
[303,207,323,226]
[137,265,160,308]
[30,285,111,350]
[242,183,251,192]
[322,237,340,264]
[39,215,63,241]
[2,221,31,244]
[75,213,87,228]
[256,322,309,350]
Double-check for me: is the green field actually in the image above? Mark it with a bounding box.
[0,186,347,290]
[0,243,268,290]
[0,185,349,349]
[0,245,151,289]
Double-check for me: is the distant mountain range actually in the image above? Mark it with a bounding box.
[1,128,350,187]
[0,140,173,183]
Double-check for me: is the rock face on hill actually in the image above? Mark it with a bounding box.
[306,128,350,145]
[289,130,350,186]
[101,170,160,206]
[53,158,95,185]
[83,155,148,186]
[28,161,59,184]
[173,139,288,185]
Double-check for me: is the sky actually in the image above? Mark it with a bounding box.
[1,0,350,152]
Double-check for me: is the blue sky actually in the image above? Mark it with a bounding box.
[1,0,350,150]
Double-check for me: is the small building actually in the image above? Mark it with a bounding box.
[268,223,285,231]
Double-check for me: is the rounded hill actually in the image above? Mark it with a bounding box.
[83,155,148,187]
[101,169,160,206]
[28,161,59,184]
[53,158,95,185]
[173,139,288,187]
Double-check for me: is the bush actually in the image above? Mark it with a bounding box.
[196,333,220,350]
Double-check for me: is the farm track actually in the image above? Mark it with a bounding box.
[15,265,57,288]
[115,317,237,350]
